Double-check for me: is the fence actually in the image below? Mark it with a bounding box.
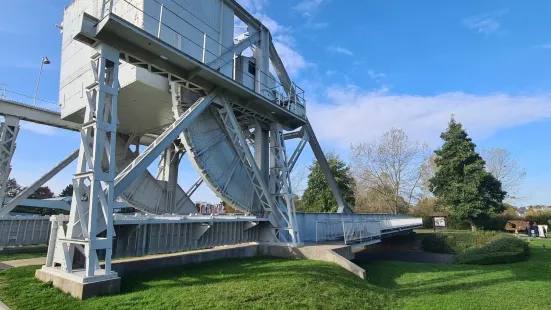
[0,215,51,247]
[0,83,61,113]
[315,219,382,244]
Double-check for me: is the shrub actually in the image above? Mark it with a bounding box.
[420,231,528,265]
[455,236,528,264]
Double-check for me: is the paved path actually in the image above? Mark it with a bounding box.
[0,257,46,271]
[0,299,11,310]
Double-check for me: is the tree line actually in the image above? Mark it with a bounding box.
[297,116,526,231]
[5,179,73,199]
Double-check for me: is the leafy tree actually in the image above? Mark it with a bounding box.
[301,153,355,212]
[59,184,73,197]
[28,186,54,200]
[429,117,506,231]
[5,178,23,198]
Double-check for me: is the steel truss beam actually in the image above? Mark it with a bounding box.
[305,122,354,214]
[186,177,203,197]
[269,123,300,243]
[114,89,219,198]
[0,116,19,209]
[287,131,308,174]
[217,97,277,217]
[269,42,294,97]
[0,149,79,217]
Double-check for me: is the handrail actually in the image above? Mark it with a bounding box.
[104,0,306,118]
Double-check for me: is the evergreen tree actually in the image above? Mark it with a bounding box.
[5,178,23,198]
[301,153,355,212]
[59,184,73,197]
[429,117,506,231]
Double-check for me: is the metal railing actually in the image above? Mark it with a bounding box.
[315,220,343,242]
[312,215,423,244]
[98,0,306,118]
[380,218,423,231]
[342,220,381,245]
[0,83,61,113]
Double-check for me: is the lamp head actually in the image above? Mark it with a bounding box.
[42,57,51,65]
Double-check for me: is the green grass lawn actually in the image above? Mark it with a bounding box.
[0,252,46,262]
[364,238,551,310]
[0,239,550,310]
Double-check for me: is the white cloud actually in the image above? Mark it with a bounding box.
[293,0,329,13]
[273,35,314,76]
[367,70,386,80]
[462,9,509,36]
[237,0,269,13]
[307,21,329,30]
[255,14,290,35]
[236,2,314,77]
[308,84,551,148]
[327,45,353,56]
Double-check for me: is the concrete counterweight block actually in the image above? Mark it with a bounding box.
[35,266,120,300]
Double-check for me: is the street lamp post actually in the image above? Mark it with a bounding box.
[33,56,50,105]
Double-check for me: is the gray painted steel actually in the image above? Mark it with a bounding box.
[295,212,419,242]
[183,107,257,213]
[0,216,51,247]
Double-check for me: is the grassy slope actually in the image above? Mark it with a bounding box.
[0,239,549,310]
[0,252,46,262]
[364,238,551,310]
[0,258,393,310]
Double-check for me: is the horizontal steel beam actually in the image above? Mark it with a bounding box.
[0,99,79,131]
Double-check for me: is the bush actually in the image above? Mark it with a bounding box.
[455,236,528,264]
[421,231,502,254]
[420,231,528,265]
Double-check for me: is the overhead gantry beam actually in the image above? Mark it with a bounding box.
[114,89,220,198]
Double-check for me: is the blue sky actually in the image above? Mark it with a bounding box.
[2,0,551,207]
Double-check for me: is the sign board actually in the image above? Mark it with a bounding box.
[434,217,446,227]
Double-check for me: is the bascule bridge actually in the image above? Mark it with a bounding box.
[0,0,422,299]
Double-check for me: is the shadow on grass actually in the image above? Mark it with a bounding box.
[362,239,551,299]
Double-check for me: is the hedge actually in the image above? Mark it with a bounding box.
[420,231,528,265]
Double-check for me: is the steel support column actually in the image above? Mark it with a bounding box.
[0,116,20,209]
[269,123,299,243]
[64,43,120,277]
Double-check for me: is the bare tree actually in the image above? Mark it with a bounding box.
[419,154,438,199]
[481,148,526,200]
[350,128,429,214]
